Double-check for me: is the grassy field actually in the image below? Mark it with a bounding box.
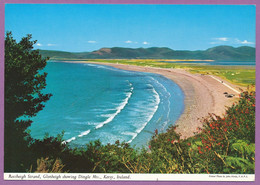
[55,59,256,87]
[188,65,255,87]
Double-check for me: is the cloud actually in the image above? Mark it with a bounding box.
[35,43,56,47]
[125,40,133,44]
[241,40,254,44]
[143,41,149,45]
[88,41,97,44]
[47,43,56,46]
[210,37,254,45]
[125,40,138,44]
[235,39,254,45]
[214,37,228,41]
[210,37,229,44]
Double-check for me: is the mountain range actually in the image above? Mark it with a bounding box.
[39,45,255,61]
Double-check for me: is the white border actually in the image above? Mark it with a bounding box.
[4,173,255,181]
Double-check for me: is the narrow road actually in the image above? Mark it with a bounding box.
[209,75,241,94]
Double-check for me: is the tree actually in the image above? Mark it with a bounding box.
[4,32,52,172]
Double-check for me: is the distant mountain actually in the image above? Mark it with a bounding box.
[39,45,255,61]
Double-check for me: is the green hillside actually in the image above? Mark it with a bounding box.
[39,45,255,61]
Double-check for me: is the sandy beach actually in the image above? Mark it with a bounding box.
[63,61,244,139]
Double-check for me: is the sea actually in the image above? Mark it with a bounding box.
[28,62,185,148]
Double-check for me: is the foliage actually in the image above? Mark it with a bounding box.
[193,91,255,174]
[4,32,52,172]
[34,157,65,173]
[5,31,51,121]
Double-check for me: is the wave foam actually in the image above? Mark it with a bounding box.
[95,82,133,129]
[122,131,136,137]
[78,130,91,137]
[127,86,160,143]
[150,77,171,129]
[100,113,114,118]
[149,77,171,98]
[65,136,76,143]
[84,64,97,67]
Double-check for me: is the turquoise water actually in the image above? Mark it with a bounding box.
[29,62,184,148]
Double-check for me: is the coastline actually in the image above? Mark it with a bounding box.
[57,60,243,139]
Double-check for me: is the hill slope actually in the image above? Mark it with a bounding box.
[39,46,255,61]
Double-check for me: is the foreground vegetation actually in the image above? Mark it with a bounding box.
[5,33,255,174]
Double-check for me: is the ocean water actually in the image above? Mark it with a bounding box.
[28,62,184,148]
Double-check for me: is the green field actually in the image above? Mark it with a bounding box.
[55,59,256,87]
[188,65,255,87]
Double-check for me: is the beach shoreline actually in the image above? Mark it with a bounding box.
[57,60,244,139]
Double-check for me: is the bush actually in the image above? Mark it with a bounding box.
[189,91,255,174]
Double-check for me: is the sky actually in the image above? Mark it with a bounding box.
[5,4,256,52]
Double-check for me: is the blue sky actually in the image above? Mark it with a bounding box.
[5,4,255,52]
